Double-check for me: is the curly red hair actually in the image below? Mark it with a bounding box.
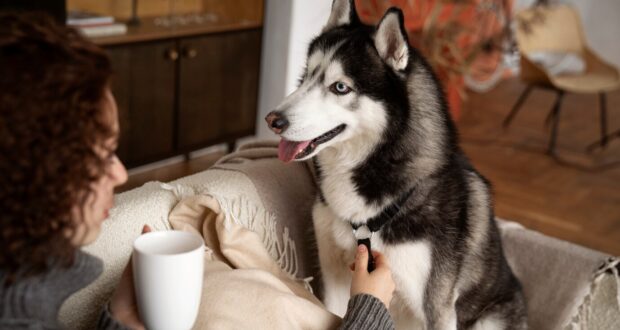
[0,13,113,282]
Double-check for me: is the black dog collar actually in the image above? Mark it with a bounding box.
[350,187,415,272]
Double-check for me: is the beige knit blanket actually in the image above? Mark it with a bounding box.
[168,193,341,330]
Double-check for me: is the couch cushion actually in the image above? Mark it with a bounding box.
[499,220,610,330]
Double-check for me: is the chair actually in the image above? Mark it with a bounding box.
[503,5,620,154]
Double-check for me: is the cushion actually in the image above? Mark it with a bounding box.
[526,51,586,76]
[498,220,610,329]
[565,257,620,330]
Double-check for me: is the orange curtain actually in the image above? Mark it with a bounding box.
[356,0,512,119]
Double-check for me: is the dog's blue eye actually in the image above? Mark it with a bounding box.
[330,82,351,95]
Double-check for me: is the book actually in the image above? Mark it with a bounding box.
[77,23,128,38]
[67,10,115,26]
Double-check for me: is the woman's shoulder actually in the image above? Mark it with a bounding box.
[0,250,103,327]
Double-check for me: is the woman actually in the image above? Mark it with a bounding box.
[0,12,143,329]
[0,13,395,330]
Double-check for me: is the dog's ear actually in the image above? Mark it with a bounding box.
[374,8,410,71]
[322,0,360,32]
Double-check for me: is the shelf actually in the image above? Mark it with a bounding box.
[90,15,263,46]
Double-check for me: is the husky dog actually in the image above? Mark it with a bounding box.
[265,0,527,329]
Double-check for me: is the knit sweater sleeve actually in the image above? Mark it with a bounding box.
[96,304,131,330]
[339,294,395,330]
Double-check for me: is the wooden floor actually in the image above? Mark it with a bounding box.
[459,78,620,255]
[116,151,225,193]
[118,78,620,255]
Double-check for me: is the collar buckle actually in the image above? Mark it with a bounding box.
[352,225,373,240]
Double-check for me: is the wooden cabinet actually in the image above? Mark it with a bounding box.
[177,29,261,151]
[103,25,262,168]
[108,41,176,165]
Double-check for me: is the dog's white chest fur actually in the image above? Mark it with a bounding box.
[379,239,433,329]
[313,201,432,328]
[317,148,383,222]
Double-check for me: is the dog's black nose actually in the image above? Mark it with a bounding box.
[265,111,289,134]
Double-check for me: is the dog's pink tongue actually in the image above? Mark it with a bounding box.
[278,139,311,163]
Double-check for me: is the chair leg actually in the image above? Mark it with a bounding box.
[543,88,565,127]
[544,102,558,128]
[547,91,565,155]
[503,85,533,128]
[586,93,616,152]
[599,93,608,147]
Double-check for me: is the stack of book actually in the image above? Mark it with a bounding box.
[67,10,127,38]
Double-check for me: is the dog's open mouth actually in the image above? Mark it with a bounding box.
[278,124,346,163]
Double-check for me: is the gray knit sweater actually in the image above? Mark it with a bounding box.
[0,251,394,330]
[0,251,127,330]
[340,294,395,330]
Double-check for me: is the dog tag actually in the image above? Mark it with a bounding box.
[353,225,376,272]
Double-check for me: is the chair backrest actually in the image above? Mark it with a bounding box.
[516,5,587,54]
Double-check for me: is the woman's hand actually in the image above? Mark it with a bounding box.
[349,244,396,307]
[109,225,151,330]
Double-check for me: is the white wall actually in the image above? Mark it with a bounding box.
[256,0,332,139]
[569,0,620,69]
[255,0,292,139]
[514,0,620,68]
[285,0,333,94]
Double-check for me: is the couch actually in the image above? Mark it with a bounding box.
[58,142,618,330]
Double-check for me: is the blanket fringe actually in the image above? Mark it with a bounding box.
[564,257,620,330]
[161,183,301,280]
[214,195,300,279]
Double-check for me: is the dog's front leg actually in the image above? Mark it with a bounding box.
[313,202,356,317]
[384,241,434,329]
[423,276,458,330]
[427,302,457,330]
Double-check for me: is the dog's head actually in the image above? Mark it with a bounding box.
[266,0,415,163]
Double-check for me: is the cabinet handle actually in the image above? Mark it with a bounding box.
[183,47,198,59]
[165,48,179,61]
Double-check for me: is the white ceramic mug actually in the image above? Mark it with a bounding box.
[132,230,205,330]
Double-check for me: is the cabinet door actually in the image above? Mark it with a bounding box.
[107,41,176,167]
[178,29,261,150]
[107,47,132,163]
